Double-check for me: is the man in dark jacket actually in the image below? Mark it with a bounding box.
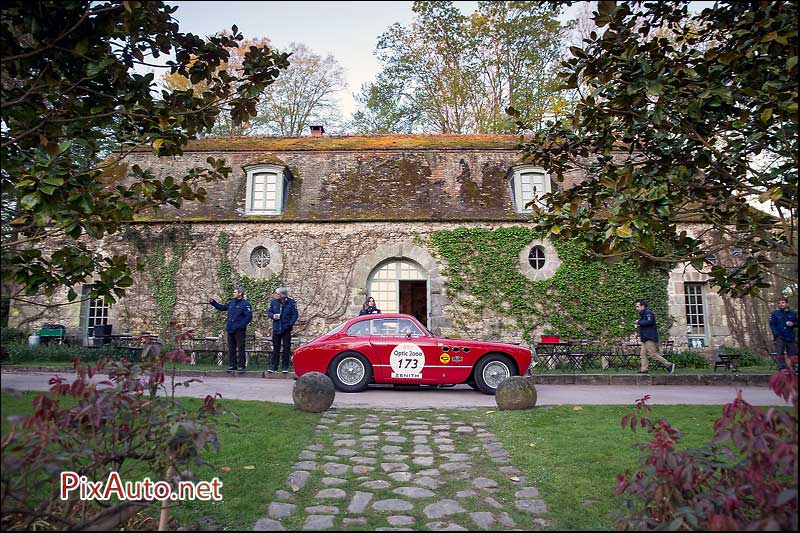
[209,286,252,372]
[635,299,675,374]
[268,287,298,373]
[769,296,797,370]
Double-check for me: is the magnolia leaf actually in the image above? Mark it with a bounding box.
[573,406,583,411]
[220,466,232,473]
[616,222,633,238]
[243,465,255,470]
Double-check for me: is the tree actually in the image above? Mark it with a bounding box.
[1,1,289,305]
[348,73,416,134]
[516,0,798,297]
[354,1,572,134]
[252,42,346,136]
[160,33,273,136]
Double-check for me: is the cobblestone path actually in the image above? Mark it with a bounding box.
[253,409,549,531]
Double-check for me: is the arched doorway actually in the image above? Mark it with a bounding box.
[368,259,428,326]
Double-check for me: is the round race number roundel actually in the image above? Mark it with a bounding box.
[390,343,425,379]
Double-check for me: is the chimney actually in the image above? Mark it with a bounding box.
[310,125,325,137]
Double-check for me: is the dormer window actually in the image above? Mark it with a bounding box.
[244,164,290,215]
[511,165,551,213]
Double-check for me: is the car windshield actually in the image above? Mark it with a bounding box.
[323,322,346,336]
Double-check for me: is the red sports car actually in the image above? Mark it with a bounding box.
[292,313,532,395]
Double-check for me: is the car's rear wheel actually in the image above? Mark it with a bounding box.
[474,353,516,395]
[328,351,373,393]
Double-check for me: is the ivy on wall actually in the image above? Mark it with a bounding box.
[216,232,280,334]
[429,227,672,343]
[121,224,192,335]
[144,243,187,332]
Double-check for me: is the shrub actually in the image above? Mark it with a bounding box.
[669,349,709,369]
[0,327,29,345]
[3,342,121,363]
[3,340,181,363]
[718,345,771,367]
[615,369,798,530]
[0,325,234,530]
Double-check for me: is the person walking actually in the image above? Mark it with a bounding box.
[635,299,675,374]
[359,296,381,316]
[769,296,797,370]
[268,287,298,373]
[209,286,252,372]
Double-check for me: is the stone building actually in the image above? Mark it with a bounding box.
[9,133,738,349]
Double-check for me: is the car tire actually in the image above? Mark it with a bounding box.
[328,351,373,393]
[474,353,516,395]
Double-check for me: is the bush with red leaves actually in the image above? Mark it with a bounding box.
[615,369,798,530]
[0,324,235,531]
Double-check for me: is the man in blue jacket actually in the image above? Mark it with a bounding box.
[268,287,298,374]
[635,299,675,374]
[769,296,797,370]
[209,286,252,372]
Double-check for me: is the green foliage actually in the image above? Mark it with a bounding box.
[349,73,416,134]
[2,341,126,363]
[518,0,798,298]
[124,225,191,335]
[363,1,572,133]
[1,1,289,305]
[429,227,671,342]
[236,274,280,333]
[145,243,187,335]
[1,327,29,345]
[215,232,279,333]
[670,349,709,369]
[719,345,771,367]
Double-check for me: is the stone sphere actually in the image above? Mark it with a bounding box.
[292,372,335,413]
[495,376,538,411]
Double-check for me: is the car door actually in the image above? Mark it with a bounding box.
[369,317,441,383]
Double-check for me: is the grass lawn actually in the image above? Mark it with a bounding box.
[488,403,741,531]
[1,392,319,530]
[3,390,785,530]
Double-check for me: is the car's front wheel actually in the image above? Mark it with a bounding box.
[474,353,515,395]
[328,351,373,393]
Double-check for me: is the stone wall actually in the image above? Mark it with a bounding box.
[8,219,752,350]
[10,221,533,343]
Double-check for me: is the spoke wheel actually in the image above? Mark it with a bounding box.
[328,351,372,392]
[474,354,516,395]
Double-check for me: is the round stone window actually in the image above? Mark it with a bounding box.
[250,246,271,268]
[237,237,282,279]
[528,246,546,270]
[519,239,561,281]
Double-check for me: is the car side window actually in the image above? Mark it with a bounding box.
[372,318,423,337]
[346,321,370,336]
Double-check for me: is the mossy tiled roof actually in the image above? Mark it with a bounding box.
[132,134,528,152]
[121,135,539,222]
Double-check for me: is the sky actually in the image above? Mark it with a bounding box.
[166,1,581,117]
